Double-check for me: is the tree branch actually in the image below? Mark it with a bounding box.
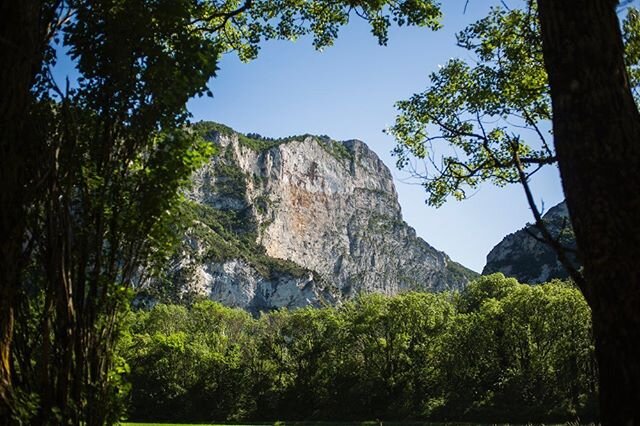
[193,1,254,33]
[511,139,584,286]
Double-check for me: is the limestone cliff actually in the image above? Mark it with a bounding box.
[152,123,476,311]
[482,201,580,283]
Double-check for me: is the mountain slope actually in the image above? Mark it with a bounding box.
[482,201,580,283]
[147,123,476,311]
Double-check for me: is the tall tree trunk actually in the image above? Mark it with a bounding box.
[0,0,45,418]
[536,1,640,424]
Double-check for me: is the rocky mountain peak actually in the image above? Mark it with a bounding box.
[149,122,476,312]
[482,201,580,283]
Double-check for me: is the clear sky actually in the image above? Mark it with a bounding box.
[186,0,565,272]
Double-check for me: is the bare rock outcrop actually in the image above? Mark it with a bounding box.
[154,123,476,311]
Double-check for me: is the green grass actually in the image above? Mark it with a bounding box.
[121,423,272,426]
[121,423,228,426]
[121,423,591,426]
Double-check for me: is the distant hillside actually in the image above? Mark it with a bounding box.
[483,201,580,283]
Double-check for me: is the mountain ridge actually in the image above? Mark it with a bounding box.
[482,201,580,283]
[142,122,476,311]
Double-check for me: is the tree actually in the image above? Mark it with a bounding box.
[390,2,640,423]
[0,0,62,414]
[124,282,594,423]
[537,1,640,424]
[1,0,443,422]
[438,275,596,422]
[127,301,254,422]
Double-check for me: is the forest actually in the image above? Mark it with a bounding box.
[123,275,596,424]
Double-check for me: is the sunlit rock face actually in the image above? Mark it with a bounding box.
[483,201,581,284]
[165,124,475,312]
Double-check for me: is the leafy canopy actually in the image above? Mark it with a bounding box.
[389,4,640,207]
[124,276,596,423]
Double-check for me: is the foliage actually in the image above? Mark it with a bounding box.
[446,260,480,283]
[389,4,640,207]
[141,195,313,305]
[193,121,355,163]
[180,198,311,279]
[126,302,254,422]
[389,5,550,207]
[193,121,283,151]
[317,138,355,162]
[125,275,597,423]
[624,7,640,104]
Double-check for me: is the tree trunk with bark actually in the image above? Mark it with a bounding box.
[536,1,640,424]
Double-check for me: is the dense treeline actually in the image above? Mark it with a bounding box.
[125,273,597,423]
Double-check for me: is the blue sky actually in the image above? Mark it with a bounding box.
[186,0,564,272]
[51,0,567,272]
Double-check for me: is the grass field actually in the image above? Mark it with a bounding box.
[122,423,273,426]
[120,423,591,426]
[122,423,228,426]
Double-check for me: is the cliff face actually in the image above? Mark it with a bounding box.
[157,123,475,311]
[482,201,580,283]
